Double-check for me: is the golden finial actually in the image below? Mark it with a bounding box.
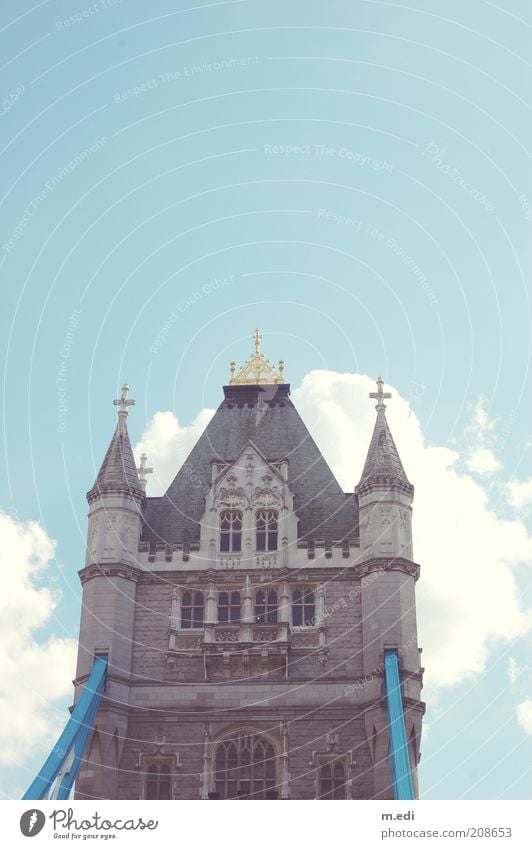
[229,329,286,385]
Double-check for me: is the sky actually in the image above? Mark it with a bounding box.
[0,0,531,800]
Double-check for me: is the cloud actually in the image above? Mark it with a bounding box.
[507,657,519,685]
[466,448,501,476]
[134,408,215,495]
[134,370,532,692]
[506,479,532,511]
[516,699,532,735]
[462,397,502,477]
[0,511,77,767]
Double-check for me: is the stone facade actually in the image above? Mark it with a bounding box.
[74,370,424,800]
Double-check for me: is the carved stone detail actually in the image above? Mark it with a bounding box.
[253,485,282,507]
[88,524,98,561]
[218,486,246,508]
[290,631,319,648]
[215,629,239,643]
[379,507,392,527]
[253,628,278,643]
[219,555,241,569]
[255,554,278,569]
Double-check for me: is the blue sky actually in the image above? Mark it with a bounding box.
[0,0,531,799]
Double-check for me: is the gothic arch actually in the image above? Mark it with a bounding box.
[86,727,103,769]
[209,725,281,799]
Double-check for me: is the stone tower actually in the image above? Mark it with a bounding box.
[74,334,424,800]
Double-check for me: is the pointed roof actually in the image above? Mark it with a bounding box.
[87,384,144,502]
[356,378,413,497]
[142,382,358,546]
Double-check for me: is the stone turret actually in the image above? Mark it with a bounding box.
[84,383,145,568]
[74,384,146,799]
[356,377,414,560]
[355,378,423,799]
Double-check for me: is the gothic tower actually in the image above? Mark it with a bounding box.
[74,333,424,800]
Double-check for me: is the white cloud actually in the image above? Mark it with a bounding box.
[462,397,502,477]
[507,479,532,511]
[516,699,532,735]
[0,512,77,767]
[134,408,215,495]
[134,371,532,692]
[507,657,519,685]
[466,448,501,476]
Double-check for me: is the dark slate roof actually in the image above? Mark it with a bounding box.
[356,408,414,497]
[142,383,358,546]
[87,417,144,501]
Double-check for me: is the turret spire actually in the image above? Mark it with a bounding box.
[87,383,143,501]
[356,377,413,497]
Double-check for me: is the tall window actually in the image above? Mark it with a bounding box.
[255,589,278,624]
[218,591,241,623]
[292,588,315,627]
[181,591,204,628]
[255,509,278,551]
[219,510,242,552]
[145,763,171,799]
[319,759,347,799]
[214,733,276,799]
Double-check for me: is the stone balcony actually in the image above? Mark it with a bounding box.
[166,622,325,678]
[202,623,288,680]
[204,622,288,644]
[217,552,281,570]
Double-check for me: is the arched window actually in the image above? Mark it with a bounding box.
[218,590,241,623]
[256,509,278,551]
[214,733,277,799]
[255,589,278,624]
[145,762,171,799]
[219,510,242,552]
[292,587,315,627]
[319,759,347,799]
[181,591,204,629]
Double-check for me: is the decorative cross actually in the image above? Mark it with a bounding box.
[254,327,262,355]
[370,376,391,410]
[113,383,135,414]
[137,453,153,488]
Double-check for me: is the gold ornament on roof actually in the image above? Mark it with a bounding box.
[229,329,286,384]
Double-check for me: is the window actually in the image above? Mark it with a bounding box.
[255,589,278,624]
[292,588,315,627]
[145,763,171,799]
[181,591,204,629]
[256,509,278,551]
[319,759,347,799]
[214,733,276,799]
[219,509,242,552]
[218,590,241,623]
